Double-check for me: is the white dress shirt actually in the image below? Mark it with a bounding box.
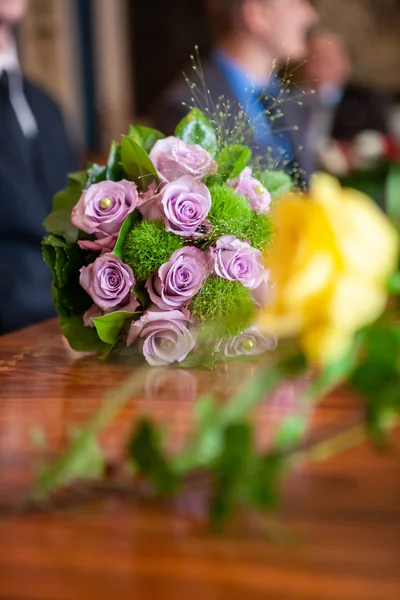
[0,32,38,138]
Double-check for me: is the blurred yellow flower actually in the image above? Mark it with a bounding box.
[257,174,399,365]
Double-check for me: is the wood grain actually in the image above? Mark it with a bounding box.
[0,319,399,600]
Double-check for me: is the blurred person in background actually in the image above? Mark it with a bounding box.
[303,29,390,171]
[0,0,76,334]
[151,0,318,185]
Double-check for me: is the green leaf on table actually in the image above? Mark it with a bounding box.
[60,315,109,353]
[85,163,107,188]
[106,141,125,181]
[92,311,139,345]
[386,163,400,220]
[129,125,165,154]
[255,170,293,199]
[246,452,285,512]
[175,108,218,156]
[217,145,252,180]
[275,416,307,451]
[44,171,86,243]
[210,421,253,527]
[128,419,178,495]
[121,135,159,191]
[112,211,140,260]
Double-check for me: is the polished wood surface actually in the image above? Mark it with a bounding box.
[0,320,399,600]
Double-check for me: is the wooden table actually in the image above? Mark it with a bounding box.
[0,320,399,600]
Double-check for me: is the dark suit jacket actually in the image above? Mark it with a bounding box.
[330,84,389,141]
[150,60,312,186]
[0,77,76,334]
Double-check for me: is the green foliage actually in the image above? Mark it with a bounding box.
[350,323,400,443]
[128,419,178,495]
[44,171,86,243]
[42,235,92,317]
[60,315,108,353]
[175,108,218,156]
[86,163,107,187]
[246,453,285,512]
[217,144,252,181]
[92,311,140,345]
[244,212,273,251]
[255,170,293,199]
[123,220,184,282]
[121,135,158,191]
[208,184,252,240]
[210,422,253,527]
[42,234,108,353]
[129,124,165,153]
[113,212,141,260]
[106,141,125,181]
[190,278,255,337]
[386,163,400,221]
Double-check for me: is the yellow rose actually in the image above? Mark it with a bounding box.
[257,174,399,365]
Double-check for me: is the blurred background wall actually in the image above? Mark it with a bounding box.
[314,0,400,91]
[17,0,400,155]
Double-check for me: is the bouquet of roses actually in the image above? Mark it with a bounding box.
[43,109,292,366]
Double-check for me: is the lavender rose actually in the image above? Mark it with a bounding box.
[146,247,208,309]
[209,235,265,289]
[228,167,272,214]
[161,175,212,237]
[138,181,164,221]
[72,180,139,251]
[150,136,217,182]
[127,307,196,366]
[216,327,277,358]
[80,253,136,311]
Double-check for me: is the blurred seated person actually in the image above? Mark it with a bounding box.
[303,29,389,170]
[0,0,76,335]
[150,0,318,186]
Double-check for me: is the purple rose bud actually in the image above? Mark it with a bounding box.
[127,306,196,366]
[80,253,136,311]
[146,247,208,309]
[209,235,265,290]
[83,294,140,328]
[161,175,212,237]
[216,327,278,358]
[138,181,164,221]
[78,233,118,253]
[72,180,139,242]
[150,136,218,182]
[228,167,272,214]
[252,270,272,306]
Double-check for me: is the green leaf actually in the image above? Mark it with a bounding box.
[86,163,107,188]
[112,211,140,260]
[44,171,86,243]
[121,135,159,191]
[129,125,165,154]
[60,315,108,353]
[128,419,178,495]
[106,141,125,181]
[210,421,253,527]
[275,416,307,450]
[255,170,293,199]
[388,271,400,296]
[32,368,150,501]
[386,163,400,220]
[92,311,139,345]
[34,433,105,499]
[217,144,252,180]
[175,108,218,156]
[247,452,285,511]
